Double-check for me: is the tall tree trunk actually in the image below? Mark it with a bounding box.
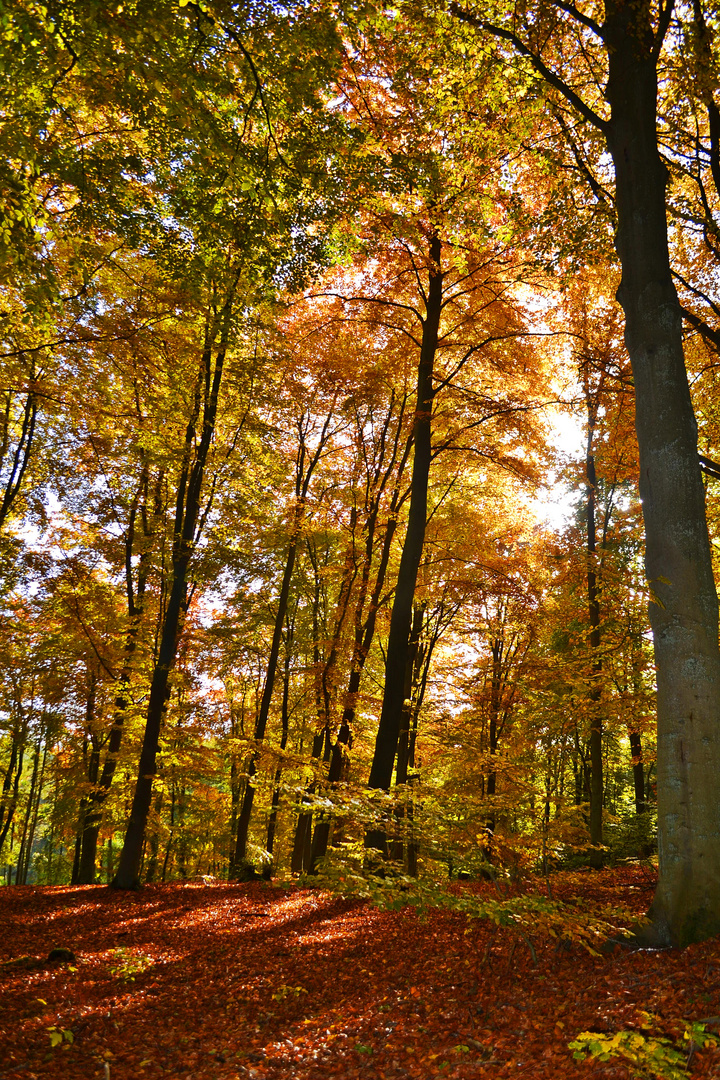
[629,731,646,815]
[454,0,720,947]
[0,358,37,532]
[19,738,46,886]
[604,0,720,944]
[232,538,299,873]
[390,603,424,864]
[15,735,41,886]
[366,233,442,854]
[291,726,328,873]
[144,790,164,883]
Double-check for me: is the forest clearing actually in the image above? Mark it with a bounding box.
[2,868,720,1080]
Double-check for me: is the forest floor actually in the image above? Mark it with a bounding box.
[1,866,720,1080]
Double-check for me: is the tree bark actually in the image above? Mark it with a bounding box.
[0,707,27,857]
[629,731,646,815]
[266,617,293,856]
[0,358,37,532]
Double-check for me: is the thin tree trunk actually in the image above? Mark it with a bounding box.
[585,402,604,867]
[144,790,164,883]
[233,539,299,872]
[266,617,294,857]
[78,467,158,883]
[113,279,236,889]
[19,739,46,886]
[15,736,41,886]
[0,359,37,531]
[629,731,646,815]
[232,409,333,873]
[367,233,442,854]
[390,603,424,864]
[290,726,327,873]
[0,709,27,857]
[309,414,413,870]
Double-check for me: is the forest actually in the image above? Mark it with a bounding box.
[4,0,720,1074]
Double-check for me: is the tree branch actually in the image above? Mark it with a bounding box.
[449,3,609,133]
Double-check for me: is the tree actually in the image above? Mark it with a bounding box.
[451,0,720,946]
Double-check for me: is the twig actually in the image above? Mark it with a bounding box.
[480,926,498,966]
[518,931,538,966]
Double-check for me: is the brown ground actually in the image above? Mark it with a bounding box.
[1,866,719,1079]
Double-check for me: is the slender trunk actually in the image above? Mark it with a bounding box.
[113,282,235,888]
[585,408,604,866]
[145,790,164,883]
[20,741,46,886]
[232,539,299,871]
[629,619,648,816]
[367,233,442,853]
[0,360,37,531]
[486,637,503,802]
[266,625,293,857]
[16,737,41,885]
[291,726,328,873]
[605,0,720,943]
[232,410,332,872]
[629,731,646,815]
[390,604,424,863]
[79,469,156,883]
[162,784,176,883]
[309,417,412,871]
[0,711,26,856]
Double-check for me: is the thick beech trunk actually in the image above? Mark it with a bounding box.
[366,233,442,854]
[454,0,720,947]
[605,0,720,944]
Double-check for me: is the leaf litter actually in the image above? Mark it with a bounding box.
[0,866,719,1079]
